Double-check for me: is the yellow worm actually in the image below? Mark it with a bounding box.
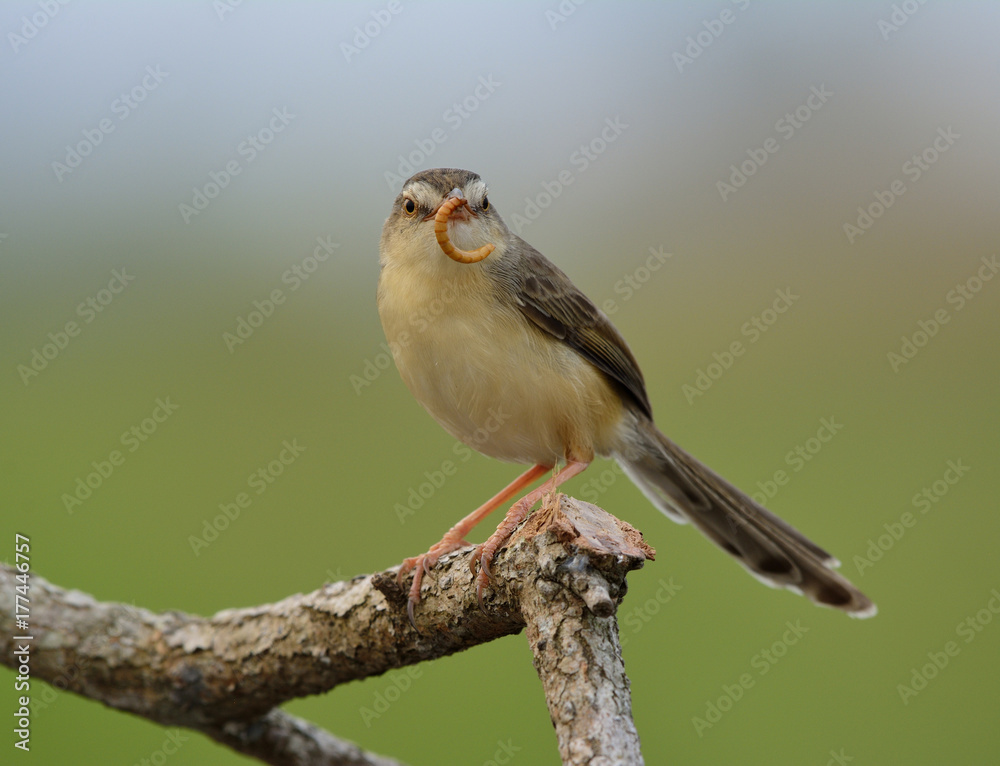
[434,197,495,264]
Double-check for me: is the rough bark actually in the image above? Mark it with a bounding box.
[1,495,653,765]
[510,497,649,765]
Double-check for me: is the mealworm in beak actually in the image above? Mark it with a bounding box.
[434,197,495,264]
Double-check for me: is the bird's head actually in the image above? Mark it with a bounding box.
[380,168,510,271]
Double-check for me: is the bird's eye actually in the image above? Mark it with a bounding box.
[481,196,490,211]
[402,198,417,216]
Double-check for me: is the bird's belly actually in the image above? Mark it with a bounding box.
[382,291,625,465]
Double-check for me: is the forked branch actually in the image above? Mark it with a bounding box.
[0,495,653,765]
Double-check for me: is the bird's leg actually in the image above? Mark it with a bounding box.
[472,460,590,610]
[399,463,550,626]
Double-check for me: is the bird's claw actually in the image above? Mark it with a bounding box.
[406,597,418,630]
[398,537,471,629]
[475,568,491,613]
[470,543,497,614]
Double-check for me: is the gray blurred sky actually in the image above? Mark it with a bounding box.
[3,1,998,291]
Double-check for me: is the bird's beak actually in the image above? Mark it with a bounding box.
[424,187,473,222]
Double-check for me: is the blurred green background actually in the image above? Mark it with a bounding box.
[3,2,999,764]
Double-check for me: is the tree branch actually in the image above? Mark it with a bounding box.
[200,709,407,766]
[1,495,653,765]
[509,497,649,764]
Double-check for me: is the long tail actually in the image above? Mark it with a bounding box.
[619,419,875,618]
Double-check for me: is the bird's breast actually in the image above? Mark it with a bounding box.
[377,258,626,465]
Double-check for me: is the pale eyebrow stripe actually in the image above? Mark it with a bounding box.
[401,181,439,206]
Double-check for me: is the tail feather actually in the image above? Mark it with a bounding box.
[619,421,876,618]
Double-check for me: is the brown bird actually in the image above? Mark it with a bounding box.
[377,167,875,624]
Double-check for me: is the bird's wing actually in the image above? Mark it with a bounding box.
[513,243,653,419]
